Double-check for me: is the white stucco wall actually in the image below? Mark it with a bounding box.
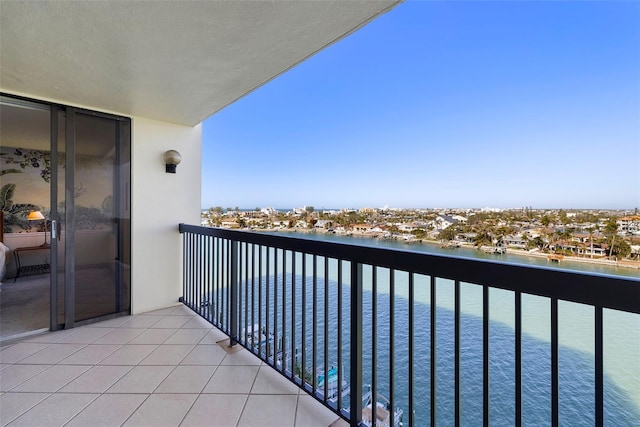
[131,117,201,314]
[1,90,202,316]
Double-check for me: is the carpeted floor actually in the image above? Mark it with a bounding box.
[0,274,50,340]
[1,266,123,342]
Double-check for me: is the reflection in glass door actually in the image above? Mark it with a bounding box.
[65,109,129,324]
[62,108,131,326]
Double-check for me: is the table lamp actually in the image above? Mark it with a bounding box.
[27,210,48,247]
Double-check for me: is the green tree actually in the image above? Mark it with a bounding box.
[604,219,619,258]
[473,228,493,247]
[438,226,457,242]
[559,209,569,225]
[541,215,551,228]
[532,236,545,250]
[412,228,426,239]
[610,239,631,259]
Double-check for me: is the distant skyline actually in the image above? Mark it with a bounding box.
[202,1,640,210]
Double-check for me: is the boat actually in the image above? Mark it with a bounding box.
[362,386,403,427]
[440,241,460,249]
[480,245,506,254]
[243,323,286,362]
[316,366,350,404]
[547,254,564,262]
[300,364,350,405]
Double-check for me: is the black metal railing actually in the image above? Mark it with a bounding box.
[179,224,640,427]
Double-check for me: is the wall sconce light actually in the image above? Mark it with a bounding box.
[27,210,49,247]
[163,150,182,173]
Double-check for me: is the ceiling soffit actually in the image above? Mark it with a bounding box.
[1,1,401,126]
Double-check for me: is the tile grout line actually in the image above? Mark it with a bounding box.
[61,316,154,426]
[233,356,265,426]
[1,391,52,426]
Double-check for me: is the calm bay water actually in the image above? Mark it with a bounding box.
[229,232,639,425]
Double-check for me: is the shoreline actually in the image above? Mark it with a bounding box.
[256,227,640,270]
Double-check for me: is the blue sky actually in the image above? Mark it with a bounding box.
[202,1,640,210]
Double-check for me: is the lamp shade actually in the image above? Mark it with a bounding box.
[163,150,182,173]
[27,211,45,220]
[163,150,182,165]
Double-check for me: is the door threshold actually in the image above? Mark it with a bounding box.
[0,328,50,346]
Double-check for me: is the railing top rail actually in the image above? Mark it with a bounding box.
[179,224,640,314]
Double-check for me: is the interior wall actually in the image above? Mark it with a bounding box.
[131,117,202,314]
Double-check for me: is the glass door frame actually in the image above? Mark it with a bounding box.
[49,104,131,330]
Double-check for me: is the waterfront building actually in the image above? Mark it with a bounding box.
[261,207,278,216]
[618,216,640,234]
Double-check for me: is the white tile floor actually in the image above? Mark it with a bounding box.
[0,305,348,427]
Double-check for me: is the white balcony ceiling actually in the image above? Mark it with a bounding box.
[0,1,400,126]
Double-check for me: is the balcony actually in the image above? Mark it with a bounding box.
[2,226,638,426]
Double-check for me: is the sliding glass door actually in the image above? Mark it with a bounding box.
[58,109,130,325]
[1,94,130,337]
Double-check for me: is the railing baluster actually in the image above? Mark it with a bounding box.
[337,259,343,413]
[193,234,198,310]
[274,248,279,366]
[266,247,270,359]
[282,249,287,372]
[291,251,296,381]
[189,233,194,308]
[184,233,188,305]
[350,262,363,427]
[454,279,460,427]
[409,273,415,427]
[181,232,186,304]
[197,234,202,313]
[515,291,522,427]
[230,240,238,345]
[302,254,307,391]
[259,245,263,359]
[324,256,329,402]
[192,233,197,309]
[245,242,249,346]
[431,275,436,427]
[204,236,208,320]
[483,284,490,427]
[372,267,377,424]
[312,254,318,395]
[226,239,231,334]
[217,237,221,326]
[251,243,256,351]
[595,305,603,427]
[551,298,558,427]
[390,269,395,427]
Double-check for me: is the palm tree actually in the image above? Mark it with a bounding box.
[604,220,619,258]
[587,227,595,258]
[473,224,494,248]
